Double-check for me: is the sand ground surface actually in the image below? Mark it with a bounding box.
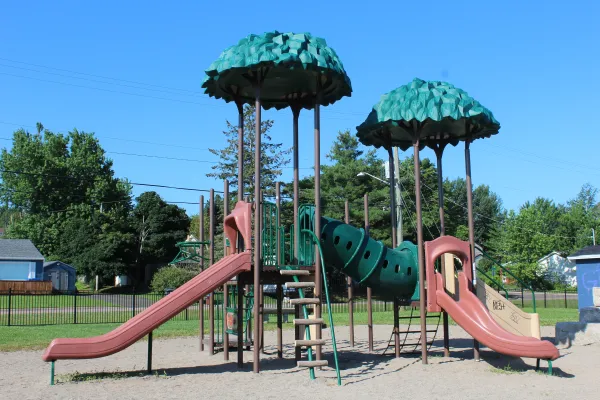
[0,325,597,400]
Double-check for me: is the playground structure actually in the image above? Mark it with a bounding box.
[42,31,559,385]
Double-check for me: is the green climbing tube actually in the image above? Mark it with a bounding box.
[298,206,419,300]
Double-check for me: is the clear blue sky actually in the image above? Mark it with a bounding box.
[1,1,598,216]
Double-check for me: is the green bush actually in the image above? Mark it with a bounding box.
[150,266,196,293]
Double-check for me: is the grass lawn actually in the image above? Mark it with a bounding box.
[0,308,578,352]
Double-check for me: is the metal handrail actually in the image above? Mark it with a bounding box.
[475,267,509,299]
[478,248,536,312]
[301,228,342,386]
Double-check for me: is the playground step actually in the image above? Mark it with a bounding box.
[295,339,327,347]
[290,298,320,305]
[280,270,310,276]
[285,282,315,289]
[297,360,328,368]
[294,318,324,325]
[399,329,439,334]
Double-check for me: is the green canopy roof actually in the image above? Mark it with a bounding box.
[202,31,352,110]
[356,78,500,150]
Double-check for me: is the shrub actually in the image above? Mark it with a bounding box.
[150,266,196,293]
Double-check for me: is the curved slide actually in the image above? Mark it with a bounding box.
[437,272,559,360]
[42,251,251,361]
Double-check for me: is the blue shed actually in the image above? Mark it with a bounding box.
[568,246,600,310]
[0,239,44,281]
[43,261,77,292]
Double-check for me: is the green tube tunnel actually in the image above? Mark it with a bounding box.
[298,206,419,301]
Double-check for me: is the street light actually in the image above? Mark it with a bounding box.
[356,171,389,185]
[357,171,403,244]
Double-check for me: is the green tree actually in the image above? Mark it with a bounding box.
[207,105,292,199]
[132,192,190,279]
[0,125,134,282]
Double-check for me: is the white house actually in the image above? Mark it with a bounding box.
[538,251,577,287]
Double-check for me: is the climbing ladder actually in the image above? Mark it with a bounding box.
[382,305,442,355]
[278,229,341,385]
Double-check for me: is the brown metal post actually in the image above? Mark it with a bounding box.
[314,101,322,361]
[345,200,354,347]
[237,276,244,368]
[199,195,205,351]
[253,87,262,373]
[413,140,428,365]
[435,146,450,358]
[292,105,301,362]
[275,182,283,358]
[388,149,400,358]
[364,193,373,352]
[465,139,480,361]
[223,180,230,360]
[237,101,244,202]
[209,188,215,355]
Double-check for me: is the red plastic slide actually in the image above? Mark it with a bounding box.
[42,251,251,362]
[437,272,559,360]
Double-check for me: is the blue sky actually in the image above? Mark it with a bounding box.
[1,1,598,216]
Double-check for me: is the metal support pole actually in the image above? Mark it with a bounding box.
[393,146,403,243]
[223,180,230,361]
[292,106,301,362]
[253,87,262,373]
[314,101,322,361]
[237,277,244,368]
[394,298,400,358]
[276,182,283,359]
[435,145,450,358]
[7,288,11,326]
[388,149,399,357]
[50,361,55,385]
[236,101,244,202]
[199,194,205,351]
[209,188,215,355]
[465,139,480,361]
[147,331,153,373]
[364,193,373,352]
[413,140,428,365]
[345,200,354,347]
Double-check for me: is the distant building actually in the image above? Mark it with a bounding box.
[568,246,600,310]
[43,261,76,291]
[0,239,45,280]
[0,228,5,237]
[538,251,577,287]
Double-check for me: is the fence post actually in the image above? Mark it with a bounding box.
[73,291,77,324]
[543,291,547,308]
[132,287,136,318]
[564,289,567,308]
[7,288,12,326]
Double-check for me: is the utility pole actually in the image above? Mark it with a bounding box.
[592,228,596,246]
[392,147,403,244]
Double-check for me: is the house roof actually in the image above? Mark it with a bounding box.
[568,245,600,261]
[537,251,569,263]
[43,261,76,273]
[0,239,44,261]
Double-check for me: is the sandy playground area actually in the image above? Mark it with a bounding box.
[0,325,597,400]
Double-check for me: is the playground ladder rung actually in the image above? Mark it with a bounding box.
[297,360,328,368]
[400,341,435,347]
[399,329,439,334]
[295,339,327,347]
[290,298,320,305]
[294,318,324,325]
[285,282,315,289]
[280,270,310,276]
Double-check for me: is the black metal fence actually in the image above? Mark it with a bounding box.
[0,289,205,327]
[0,286,579,327]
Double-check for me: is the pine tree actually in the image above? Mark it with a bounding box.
[207,105,292,200]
